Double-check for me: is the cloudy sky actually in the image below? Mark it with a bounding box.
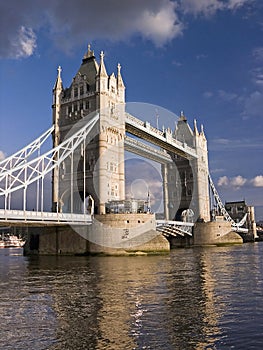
[0,0,262,219]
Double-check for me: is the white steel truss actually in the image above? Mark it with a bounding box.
[0,113,99,218]
[208,173,248,231]
[0,125,54,174]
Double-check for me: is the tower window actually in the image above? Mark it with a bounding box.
[86,83,90,92]
[80,85,84,95]
[74,87,78,98]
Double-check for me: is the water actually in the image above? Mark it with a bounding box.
[0,244,263,349]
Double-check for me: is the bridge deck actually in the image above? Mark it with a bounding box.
[0,209,92,226]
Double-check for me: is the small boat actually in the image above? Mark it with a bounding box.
[0,234,25,248]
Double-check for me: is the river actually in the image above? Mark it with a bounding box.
[0,243,263,349]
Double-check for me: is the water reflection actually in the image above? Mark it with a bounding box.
[26,252,224,349]
[1,245,263,349]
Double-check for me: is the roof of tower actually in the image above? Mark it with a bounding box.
[63,46,99,98]
[78,45,99,83]
[174,111,194,147]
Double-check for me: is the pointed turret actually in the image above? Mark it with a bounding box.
[193,119,198,135]
[200,124,205,137]
[53,66,63,92]
[52,66,63,125]
[98,51,108,77]
[117,63,125,102]
[117,63,125,88]
[96,51,108,97]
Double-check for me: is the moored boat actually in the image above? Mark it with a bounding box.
[0,235,25,248]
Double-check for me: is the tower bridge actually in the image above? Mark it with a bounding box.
[0,46,254,254]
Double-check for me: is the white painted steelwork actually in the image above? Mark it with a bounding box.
[0,113,99,223]
[0,126,54,174]
[156,219,194,237]
[208,173,248,232]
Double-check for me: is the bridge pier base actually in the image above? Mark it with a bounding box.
[24,213,170,256]
[193,221,243,246]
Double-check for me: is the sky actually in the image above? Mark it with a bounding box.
[0,0,262,220]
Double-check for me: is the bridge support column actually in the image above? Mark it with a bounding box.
[247,206,257,239]
[162,164,169,220]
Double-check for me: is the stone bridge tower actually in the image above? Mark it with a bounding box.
[52,46,126,214]
[162,112,210,222]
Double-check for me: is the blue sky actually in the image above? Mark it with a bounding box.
[0,0,262,219]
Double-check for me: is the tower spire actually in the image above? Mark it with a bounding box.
[53,65,63,90]
[98,51,108,77]
[194,119,198,134]
[83,43,95,60]
[117,63,125,88]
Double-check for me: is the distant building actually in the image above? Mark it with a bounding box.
[225,200,257,237]
[225,200,247,223]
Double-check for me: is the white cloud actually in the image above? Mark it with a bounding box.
[218,175,247,189]
[210,168,225,173]
[203,91,214,98]
[180,0,252,16]
[196,54,208,60]
[136,2,183,47]
[172,59,183,66]
[0,151,6,161]
[210,137,263,151]
[218,175,263,189]
[213,138,230,145]
[230,175,247,188]
[13,26,37,58]
[252,47,263,62]
[227,0,252,10]
[251,67,263,86]
[0,0,184,58]
[0,0,256,59]
[218,89,238,101]
[181,0,224,16]
[251,175,263,187]
[243,90,263,118]
[218,176,229,186]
